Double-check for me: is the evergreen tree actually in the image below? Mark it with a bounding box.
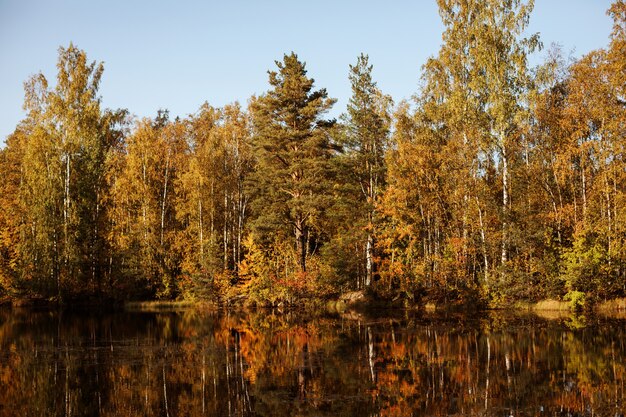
[341,54,392,287]
[249,53,336,273]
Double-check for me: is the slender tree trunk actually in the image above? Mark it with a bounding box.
[198,185,203,262]
[367,326,376,383]
[160,150,170,246]
[365,155,375,287]
[553,166,564,244]
[64,152,70,275]
[162,365,170,417]
[223,189,228,270]
[142,155,148,244]
[605,173,612,266]
[232,202,237,271]
[210,180,215,244]
[295,219,307,273]
[477,197,489,283]
[236,195,246,271]
[581,159,587,225]
[485,335,491,411]
[93,190,100,292]
[501,136,508,269]
[462,133,470,271]
[54,229,60,298]
[365,231,373,286]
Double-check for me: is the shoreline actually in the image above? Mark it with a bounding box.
[4,293,626,317]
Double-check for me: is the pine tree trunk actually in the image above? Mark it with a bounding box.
[295,220,306,273]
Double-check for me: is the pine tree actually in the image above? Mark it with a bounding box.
[342,54,392,287]
[249,53,336,273]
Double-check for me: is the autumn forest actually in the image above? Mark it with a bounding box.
[1,0,625,308]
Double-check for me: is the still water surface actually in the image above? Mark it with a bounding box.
[0,308,624,416]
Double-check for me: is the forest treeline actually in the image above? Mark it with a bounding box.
[0,0,625,307]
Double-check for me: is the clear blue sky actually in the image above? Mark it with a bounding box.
[0,0,615,144]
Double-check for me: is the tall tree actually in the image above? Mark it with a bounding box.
[0,127,28,293]
[433,0,539,279]
[176,102,253,296]
[111,112,185,297]
[556,1,626,298]
[249,53,336,273]
[175,104,220,286]
[218,104,254,272]
[18,44,126,299]
[342,54,392,287]
[380,0,540,303]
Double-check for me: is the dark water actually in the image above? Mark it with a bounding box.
[0,308,625,417]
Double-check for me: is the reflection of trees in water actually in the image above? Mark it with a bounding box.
[0,309,624,416]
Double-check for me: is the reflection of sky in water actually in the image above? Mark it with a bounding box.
[0,309,624,416]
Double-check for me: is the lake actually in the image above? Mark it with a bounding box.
[0,307,624,416]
